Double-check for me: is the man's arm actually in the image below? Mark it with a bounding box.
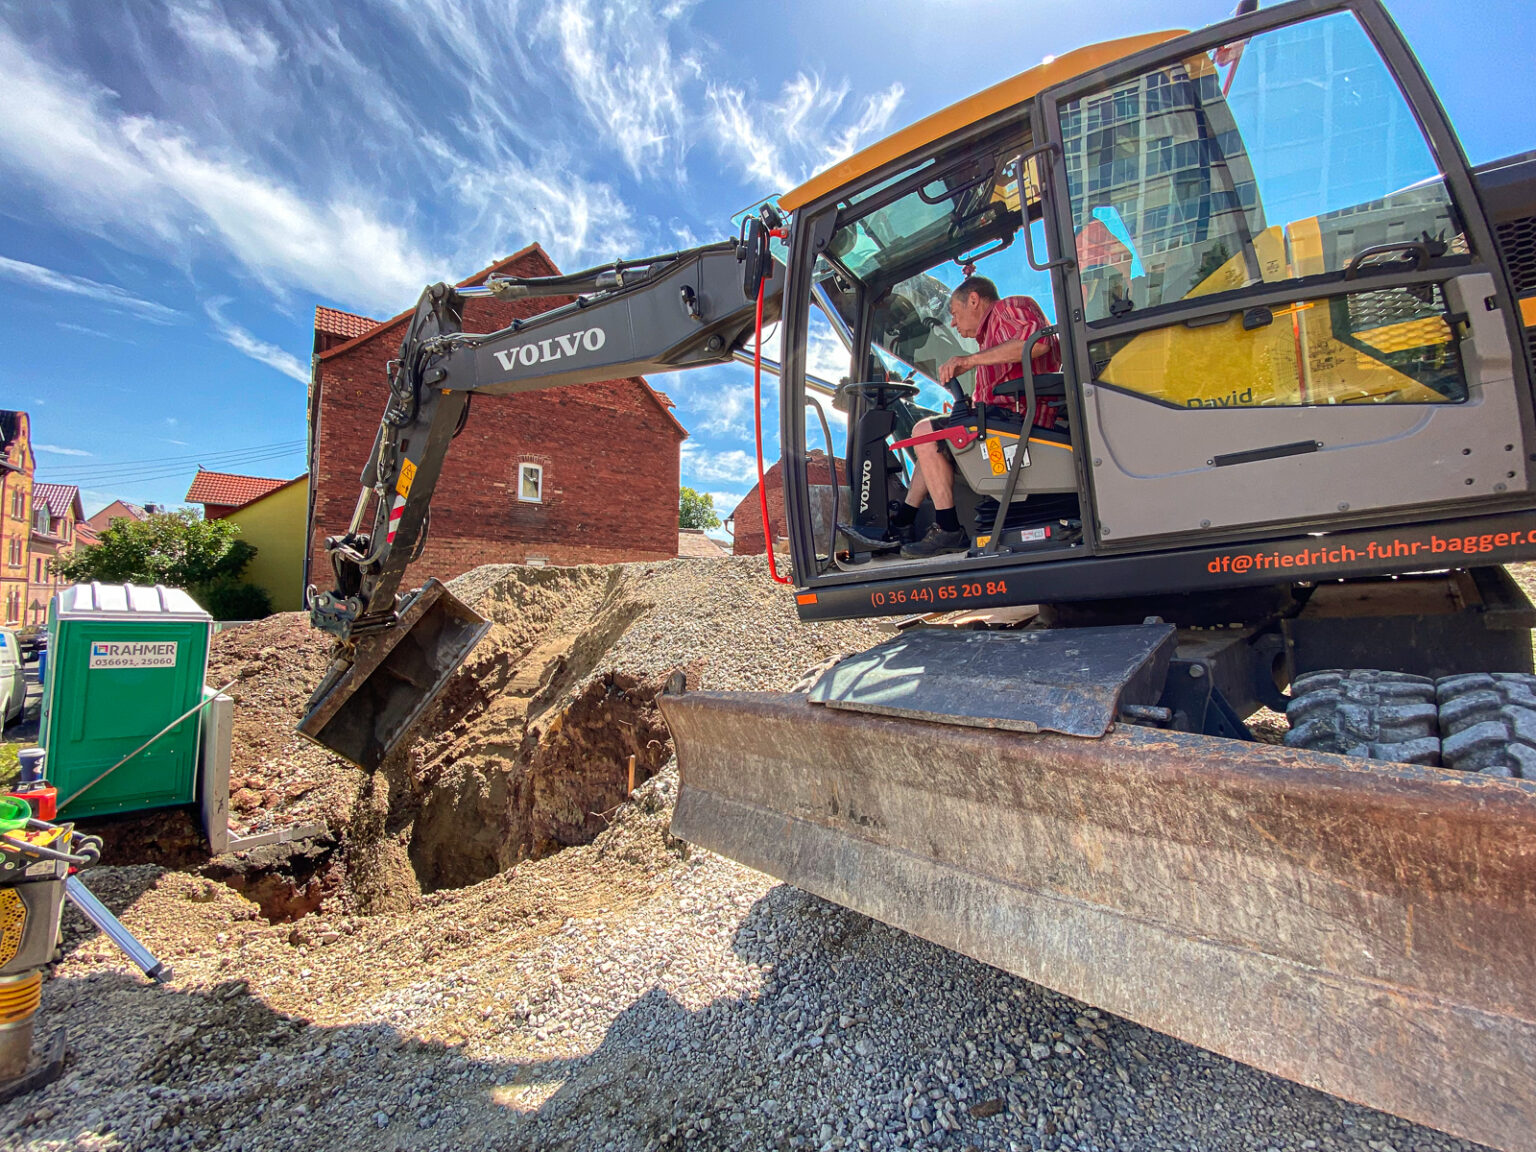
[938,338,1052,383]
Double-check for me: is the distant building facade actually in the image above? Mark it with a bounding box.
[0,412,34,626]
[27,483,83,625]
[222,477,309,612]
[730,451,845,557]
[183,470,309,612]
[84,500,151,536]
[307,244,688,587]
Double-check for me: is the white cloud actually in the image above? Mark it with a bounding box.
[536,0,692,180]
[204,299,309,383]
[0,27,440,316]
[707,75,905,193]
[706,489,748,514]
[56,321,118,339]
[693,382,756,438]
[0,255,179,322]
[806,323,851,387]
[35,444,91,457]
[680,443,760,485]
[167,4,279,70]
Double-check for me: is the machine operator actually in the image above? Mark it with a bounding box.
[858,276,1061,558]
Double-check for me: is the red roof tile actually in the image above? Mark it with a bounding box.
[185,470,293,509]
[32,482,82,519]
[315,306,380,340]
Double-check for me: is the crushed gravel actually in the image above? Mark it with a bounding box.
[0,556,1507,1151]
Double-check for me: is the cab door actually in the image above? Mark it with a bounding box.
[1036,0,1534,547]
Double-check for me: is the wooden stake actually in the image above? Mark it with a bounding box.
[627,754,636,793]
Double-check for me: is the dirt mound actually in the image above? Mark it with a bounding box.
[190,556,885,917]
[206,612,363,837]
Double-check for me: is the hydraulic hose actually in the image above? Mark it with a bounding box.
[753,279,790,585]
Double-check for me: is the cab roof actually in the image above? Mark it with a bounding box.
[778,30,1185,212]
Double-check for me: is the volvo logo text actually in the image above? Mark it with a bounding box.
[492,327,606,371]
[859,459,872,514]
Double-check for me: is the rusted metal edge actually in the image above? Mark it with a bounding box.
[662,692,1536,1151]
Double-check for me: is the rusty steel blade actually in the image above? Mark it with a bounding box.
[661,690,1536,1152]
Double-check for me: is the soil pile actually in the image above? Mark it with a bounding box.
[206,614,361,837]
[194,557,885,910]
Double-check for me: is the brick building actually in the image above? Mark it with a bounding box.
[308,244,688,588]
[27,483,83,625]
[0,411,34,625]
[730,451,846,556]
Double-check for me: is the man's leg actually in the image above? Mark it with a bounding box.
[910,420,954,510]
[901,419,968,558]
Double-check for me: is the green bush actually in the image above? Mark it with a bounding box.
[194,578,273,621]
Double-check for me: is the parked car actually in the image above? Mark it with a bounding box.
[14,625,44,663]
[0,629,25,728]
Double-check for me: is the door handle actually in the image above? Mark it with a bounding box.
[1344,241,1431,279]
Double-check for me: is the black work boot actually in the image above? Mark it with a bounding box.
[900,524,971,558]
[839,523,899,552]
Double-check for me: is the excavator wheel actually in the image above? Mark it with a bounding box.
[1435,673,1536,778]
[1283,669,1441,765]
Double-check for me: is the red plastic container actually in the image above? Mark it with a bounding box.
[6,787,57,822]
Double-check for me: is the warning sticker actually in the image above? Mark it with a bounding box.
[397,458,418,498]
[89,641,178,669]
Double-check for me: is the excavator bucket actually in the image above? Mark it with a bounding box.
[661,690,1536,1152]
[297,580,490,770]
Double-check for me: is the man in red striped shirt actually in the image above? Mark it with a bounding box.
[897,276,1059,557]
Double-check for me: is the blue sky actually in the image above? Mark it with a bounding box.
[1,0,1532,526]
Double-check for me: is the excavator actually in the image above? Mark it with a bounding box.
[298,1,1536,1147]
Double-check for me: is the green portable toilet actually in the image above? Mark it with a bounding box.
[41,583,212,818]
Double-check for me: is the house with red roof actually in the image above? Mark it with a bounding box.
[183,470,309,611]
[27,482,84,625]
[307,244,688,588]
[185,470,293,520]
[83,499,152,535]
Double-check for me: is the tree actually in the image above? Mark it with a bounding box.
[679,486,721,530]
[55,509,271,619]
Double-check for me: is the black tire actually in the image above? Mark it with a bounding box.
[1284,669,1440,765]
[1435,673,1536,779]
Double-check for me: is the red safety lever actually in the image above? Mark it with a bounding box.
[890,425,980,452]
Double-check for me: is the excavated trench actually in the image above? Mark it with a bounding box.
[158,564,684,922]
[396,564,675,893]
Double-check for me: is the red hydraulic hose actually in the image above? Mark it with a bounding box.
[753,279,790,584]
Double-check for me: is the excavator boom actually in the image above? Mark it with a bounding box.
[298,234,784,767]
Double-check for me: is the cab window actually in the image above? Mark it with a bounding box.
[1060,11,1466,326]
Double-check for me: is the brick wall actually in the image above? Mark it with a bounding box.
[309,246,685,590]
[732,451,844,556]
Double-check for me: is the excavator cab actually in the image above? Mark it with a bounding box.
[779,2,1531,599]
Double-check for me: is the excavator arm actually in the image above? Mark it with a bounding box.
[299,228,784,768]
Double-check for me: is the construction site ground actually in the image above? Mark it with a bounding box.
[3,556,1511,1152]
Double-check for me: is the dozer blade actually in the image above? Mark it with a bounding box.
[661,691,1536,1152]
[297,579,490,770]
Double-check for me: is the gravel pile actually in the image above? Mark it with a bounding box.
[1,556,1509,1151]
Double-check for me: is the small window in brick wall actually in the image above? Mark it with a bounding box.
[517,463,544,504]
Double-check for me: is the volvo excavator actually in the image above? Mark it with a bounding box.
[298,2,1536,1147]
